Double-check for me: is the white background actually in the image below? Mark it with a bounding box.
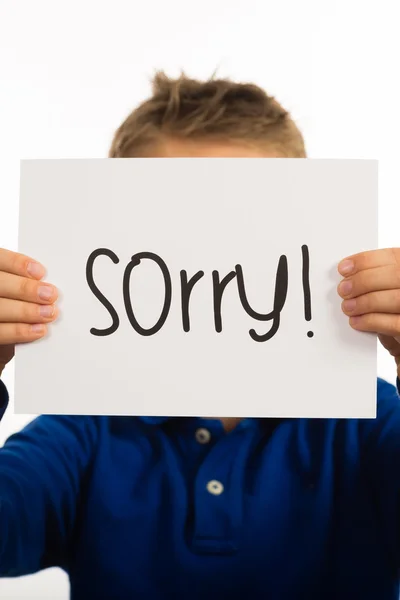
[0,0,399,597]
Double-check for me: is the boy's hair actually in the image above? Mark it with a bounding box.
[109,72,306,158]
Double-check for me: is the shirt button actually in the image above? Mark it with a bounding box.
[195,428,211,444]
[206,480,224,496]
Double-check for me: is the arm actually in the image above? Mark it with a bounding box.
[0,378,98,577]
[360,377,400,566]
[0,249,98,575]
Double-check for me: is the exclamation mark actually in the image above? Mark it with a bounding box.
[301,245,313,338]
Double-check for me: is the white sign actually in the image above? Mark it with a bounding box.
[16,159,377,418]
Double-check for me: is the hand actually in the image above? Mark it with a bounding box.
[0,248,59,376]
[338,248,400,379]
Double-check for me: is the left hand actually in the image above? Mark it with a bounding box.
[338,248,400,379]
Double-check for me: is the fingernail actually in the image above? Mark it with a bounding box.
[40,305,54,318]
[31,324,45,333]
[339,280,352,295]
[38,285,53,301]
[338,260,354,275]
[27,262,46,279]
[343,299,357,312]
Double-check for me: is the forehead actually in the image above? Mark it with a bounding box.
[149,137,282,158]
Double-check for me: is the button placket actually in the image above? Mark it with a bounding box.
[195,428,211,445]
[206,480,224,495]
[190,429,253,555]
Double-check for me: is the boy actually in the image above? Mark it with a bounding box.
[1,72,400,600]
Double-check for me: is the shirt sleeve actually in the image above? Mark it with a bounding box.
[360,376,400,567]
[0,378,99,577]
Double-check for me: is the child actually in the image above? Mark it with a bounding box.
[1,72,400,600]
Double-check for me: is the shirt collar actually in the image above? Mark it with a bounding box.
[138,416,288,430]
[139,416,170,425]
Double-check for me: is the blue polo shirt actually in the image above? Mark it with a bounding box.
[1,377,400,599]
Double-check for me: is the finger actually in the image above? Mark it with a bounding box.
[349,313,400,337]
[0,323,47,345]
[337,264,400,299]
[0,297,59,324]
[378,334,400,358]
[0,248,46,279]
[0,272,57,304]
[338,248,400,276]
[341,289,400,317]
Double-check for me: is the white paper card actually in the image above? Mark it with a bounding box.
[15,158,377,418]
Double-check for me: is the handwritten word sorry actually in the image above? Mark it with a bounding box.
[86,246,313,342]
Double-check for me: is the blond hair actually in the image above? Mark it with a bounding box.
[109,71,306,158]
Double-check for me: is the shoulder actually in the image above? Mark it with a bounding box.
[4,413,101,452]
[376,376,400,416]
[20,414,152,450]
[358,377,400,445]
[377,376,399,398]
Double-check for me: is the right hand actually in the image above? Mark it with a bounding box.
[0,248,59,376]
